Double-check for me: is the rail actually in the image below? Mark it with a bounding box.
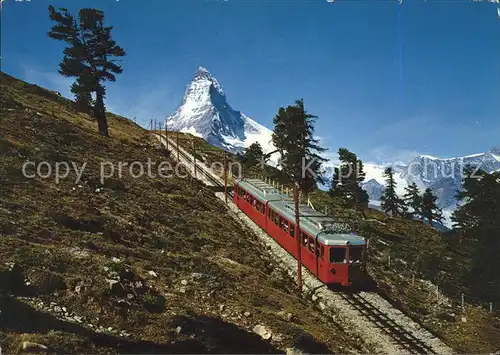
[340,292,436,354]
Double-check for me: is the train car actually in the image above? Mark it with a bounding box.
[233,178,367,286]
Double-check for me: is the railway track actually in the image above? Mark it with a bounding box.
[156,133,451,355]
[164,135,234,198]
[340,292,436,354]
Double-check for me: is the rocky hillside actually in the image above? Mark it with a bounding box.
[0,72,362,354]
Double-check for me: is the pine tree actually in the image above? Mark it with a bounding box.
[272,99,327,195]
[48,6,125,137]
[241,142,265,173]
[71,80,94,115]
[272,99,327,291]
[330,148,366,211]
[452,168,500,295]
[421,188,443,227]
[380,167,404,217]
[403,182,422,219]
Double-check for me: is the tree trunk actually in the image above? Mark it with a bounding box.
[294,183,302,293]
[95,87,109,137]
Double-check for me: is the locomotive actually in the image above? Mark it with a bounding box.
[234,178,367,286]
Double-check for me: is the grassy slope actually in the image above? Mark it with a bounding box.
[308,192,500,353]
[0,72,363,354]
[169,128,500,353]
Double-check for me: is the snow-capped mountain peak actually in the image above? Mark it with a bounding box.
[166,66,276,158]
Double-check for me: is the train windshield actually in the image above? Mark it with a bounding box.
[349,246,363,263]
[329,247,346,263]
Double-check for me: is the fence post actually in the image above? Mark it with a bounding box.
[412,274,415,287]
[461,293,464,307]
[436,285,439,300]
[388,255,391,267]
[490,302,493,313]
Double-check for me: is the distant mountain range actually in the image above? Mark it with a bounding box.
[166,67,500,228]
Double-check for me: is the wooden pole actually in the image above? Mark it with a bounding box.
[461,293,464,307]
[294,183,303,293]
[224,151,228,204]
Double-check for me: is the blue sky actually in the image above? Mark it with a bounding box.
[2,0,499,164]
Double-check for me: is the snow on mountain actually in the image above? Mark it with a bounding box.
[321,145,499,229]
[401,147,500,209]
[166,66,277,162]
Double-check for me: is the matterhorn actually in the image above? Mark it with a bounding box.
[166,66,275,157]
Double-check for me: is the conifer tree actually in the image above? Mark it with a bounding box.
[420,188,443,227]
[330,148,366,211]
[403,182,422,219]
[48,6,125,137]
[452,168,500,293]
[272,99,327,291]
[272,99,327,195]
[241,142,264,169]
[380,167,404,216]
[71,80,94,115]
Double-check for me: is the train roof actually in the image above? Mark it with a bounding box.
[235,178,366,246]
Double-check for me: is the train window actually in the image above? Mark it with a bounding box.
[270,209,279,225]
[308,237,315,253]
[290,223,295,237]
[349,246,363,263]
[283,220,289,232]
[301,232,308,247]
[256,201,265,214]
[329,247,346,263]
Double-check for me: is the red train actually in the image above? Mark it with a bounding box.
[234,178,367,286]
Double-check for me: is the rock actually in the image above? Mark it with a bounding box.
[112,257,121,263]
[461,317,467,323]
[106,279,119,288]
[219,304,225,312]
[277,310,293,321]
[179,287,186,293]
[273,333,285,342]
[148,270,158,277]
[191,272,203,280]
[175,326,182,334]
[244,311,251,317]
[311,294,318,301]
[21,341,48,352]
[180,279,188,286]
[253,324,272,340]
[286,347,304,355]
